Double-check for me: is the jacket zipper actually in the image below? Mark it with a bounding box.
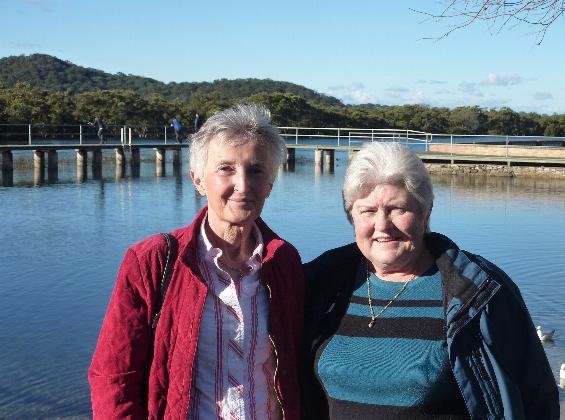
[449,366,473,419]
[265,282,285,420]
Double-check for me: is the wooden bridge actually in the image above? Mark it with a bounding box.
[285,143,565,170]
[2,139,565,184]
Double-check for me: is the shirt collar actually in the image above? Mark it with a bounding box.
[198,213,264,274]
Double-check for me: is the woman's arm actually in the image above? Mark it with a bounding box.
[480,260,560,419]
[88,248,154,419]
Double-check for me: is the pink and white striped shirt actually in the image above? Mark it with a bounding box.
[187,218,281,420]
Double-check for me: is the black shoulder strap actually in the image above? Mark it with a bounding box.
[151,233,178,331]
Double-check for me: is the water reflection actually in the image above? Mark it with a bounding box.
[432,174,565,204]
[1,159,565,418]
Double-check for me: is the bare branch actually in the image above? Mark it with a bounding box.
[415,0,565,43]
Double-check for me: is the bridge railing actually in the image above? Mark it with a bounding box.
[0,123,194,146]
[2,123,564,151]
[278,127,432,150]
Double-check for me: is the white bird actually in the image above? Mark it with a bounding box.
[536,325,555,342]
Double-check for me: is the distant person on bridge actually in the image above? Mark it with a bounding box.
[171,117,183,144]
[194,112,203,132]
[90,117,107,144]
[89,104,304,419]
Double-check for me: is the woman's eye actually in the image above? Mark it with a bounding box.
[249,166,266,176]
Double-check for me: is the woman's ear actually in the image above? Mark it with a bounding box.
[190,170,206,196]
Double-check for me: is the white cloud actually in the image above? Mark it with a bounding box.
[327,83,372,104]
[458,82,484,97]
[13,41,42,49]
[385,86,410,93]
[482,72,523,86]
[416,79,447,85]
[533,92,553,101]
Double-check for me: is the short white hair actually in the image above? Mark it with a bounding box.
[343,142,434,222]
[189,104,286,180]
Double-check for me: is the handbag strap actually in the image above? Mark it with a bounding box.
[151,232,178,331]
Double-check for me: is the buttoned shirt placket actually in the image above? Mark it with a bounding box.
[188,219,279,420]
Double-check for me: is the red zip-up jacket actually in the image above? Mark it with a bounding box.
[88,207,304,419]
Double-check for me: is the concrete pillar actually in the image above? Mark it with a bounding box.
[115,163,125,179]
[156,148,166,176]
[47,150,58,182]
[287,148,296,164]
[130,148,140,177]
[285,160,295,172]
[115,148,125,167]
[92,150,102,169]
[34,150,45,183]
[2,169,13,187]
[315,164,323,176]
[76,149,87,182]
[173,163,182,178]
[115,148,126,178]
[314,149,323,170]
[2,151,13,172]
[156,148,166,162]
[34,150,45,171]
[92,150,103,179]
[324,149,335,173]
[172,149,181,167]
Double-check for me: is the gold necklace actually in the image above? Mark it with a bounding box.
[366,263,416,328]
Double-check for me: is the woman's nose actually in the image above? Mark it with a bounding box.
[373,211,391,231]
[233,171,249,192]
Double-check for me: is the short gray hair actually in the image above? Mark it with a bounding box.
[189,104,286,179]
[343,142,434,222]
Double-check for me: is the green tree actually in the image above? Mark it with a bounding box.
[449,106,487,134]
[3,82,50,123]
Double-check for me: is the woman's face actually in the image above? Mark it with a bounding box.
[351,183,429,274]
[191,135,274,233]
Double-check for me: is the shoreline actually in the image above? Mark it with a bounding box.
[425,163,565,179]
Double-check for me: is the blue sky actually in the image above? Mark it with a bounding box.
[1,0,564,114]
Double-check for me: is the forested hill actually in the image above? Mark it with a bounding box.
[1,54,564,136]
[0,54,342,107]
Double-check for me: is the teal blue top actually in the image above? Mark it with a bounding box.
[316,265,469,418]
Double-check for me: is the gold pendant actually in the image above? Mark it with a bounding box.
[368,319,375,328]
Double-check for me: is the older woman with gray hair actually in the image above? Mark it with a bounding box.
[301,142,559,419]
[89,104,304,419]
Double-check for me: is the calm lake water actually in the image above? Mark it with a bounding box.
[1,149,564,418]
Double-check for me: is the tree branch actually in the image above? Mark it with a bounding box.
[414,0,565,43]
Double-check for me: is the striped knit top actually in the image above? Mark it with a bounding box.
[315,264,469,419]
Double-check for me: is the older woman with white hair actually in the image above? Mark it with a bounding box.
[89,104,304,419]
[301,142,559,419]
